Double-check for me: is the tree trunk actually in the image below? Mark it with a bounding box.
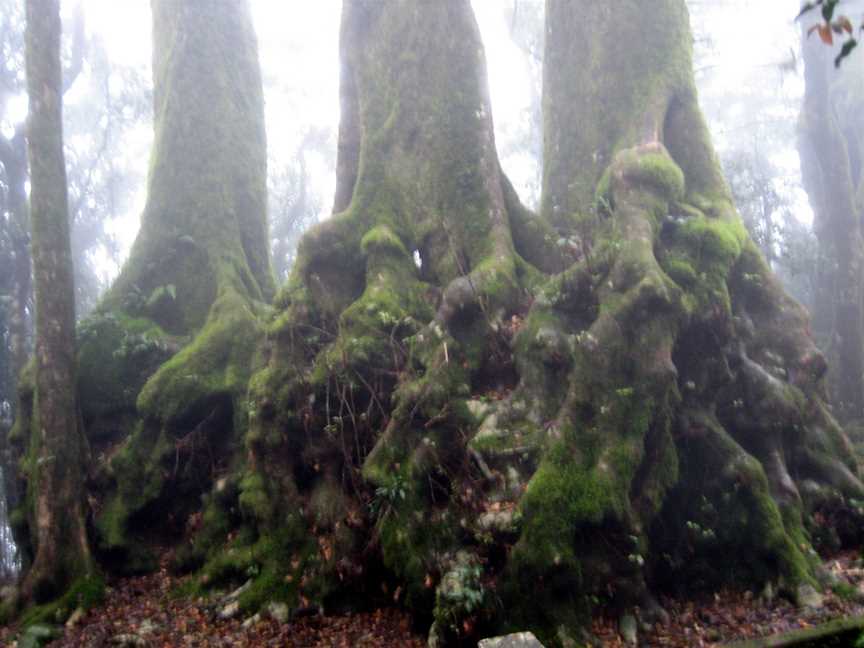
[19,0,861,643]
[101,0,273,333]
[799,27,864,425]
[65,0,274,571]
[20,0,92,602]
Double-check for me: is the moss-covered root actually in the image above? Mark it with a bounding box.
[507,144,688,617]
[251,0,531,489]
[660,411,815,596]
[92,288,266,566]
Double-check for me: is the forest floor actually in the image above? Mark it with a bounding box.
[1,552,863,647]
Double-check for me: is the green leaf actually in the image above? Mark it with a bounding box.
[835,38,858,66]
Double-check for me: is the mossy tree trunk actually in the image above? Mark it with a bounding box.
[799,29,864,425]
[510,0,863,629]
[22,0,863,643]
[20,0,93,602]
[10,0,274,578]
[102,0,273,332]
[83,0,273,569]
[208,0,864,642]
[234,0,863,644]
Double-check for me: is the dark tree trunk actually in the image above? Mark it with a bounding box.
[799,28,864,424]
[20,0,92,602]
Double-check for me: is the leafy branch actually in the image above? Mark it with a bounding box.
[799,0,861,66]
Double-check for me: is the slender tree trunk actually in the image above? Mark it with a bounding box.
[21,0,92,602]
[799,29,864,424]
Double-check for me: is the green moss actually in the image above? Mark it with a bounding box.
[238,471,274,523]
[617,149,686,204]
[20,575,105,628]
[360,224,409,258]
[77,312,174,442]
[677,215,746,264]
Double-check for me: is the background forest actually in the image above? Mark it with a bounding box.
[2,1,864,647]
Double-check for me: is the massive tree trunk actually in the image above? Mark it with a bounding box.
[11,0,864,643]
[798,27,864,425]
[19,0,93,602]
[200,0,862,645]
[80,0,273,571]
[10,0,274,578]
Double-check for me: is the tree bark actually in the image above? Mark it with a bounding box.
[799,28,864,424]
[101,0,273,334]
[21,0,92,602]
[63,0,274,571]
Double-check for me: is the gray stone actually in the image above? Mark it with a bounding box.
[242,612,261,629]
[267,601,290,624]
[619,614,638,645]
[797,583,824,609]
[138,619,158,636]
[219,600,240,619]
[477,631,546,648]
[65,607,85,628]
[476,509,517,534]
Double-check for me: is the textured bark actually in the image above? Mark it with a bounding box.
[223,3,864,645]
[66,0,275,573]
[101,0,273,334]
[18,0,862,643]
[21,0,92,601]
[799,30,864,424]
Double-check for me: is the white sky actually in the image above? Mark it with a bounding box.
[53,1,822,271]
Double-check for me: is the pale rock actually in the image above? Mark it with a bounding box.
[619,614,638,645]
[65,607,85,628]
[477,631,546,648]
[268,601,290,624]
[242,612,261,629]
[797,583,824,609]
[219,600,240,619]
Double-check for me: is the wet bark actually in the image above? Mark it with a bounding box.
[21,0,92,602]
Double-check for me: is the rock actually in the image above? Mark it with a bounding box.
[242,612,261,629]
[797,584,824,609]
[225,579,252,601]
[138,619,158,636]
[65,607,85,628]
[466,399,492,421]
[110,634,147,647]
[17,624,61,648]
[219,600,240,619]
[476,509,517,534]
[619,614,638,645]
[267,601,290,624]
[477,631,546,648]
